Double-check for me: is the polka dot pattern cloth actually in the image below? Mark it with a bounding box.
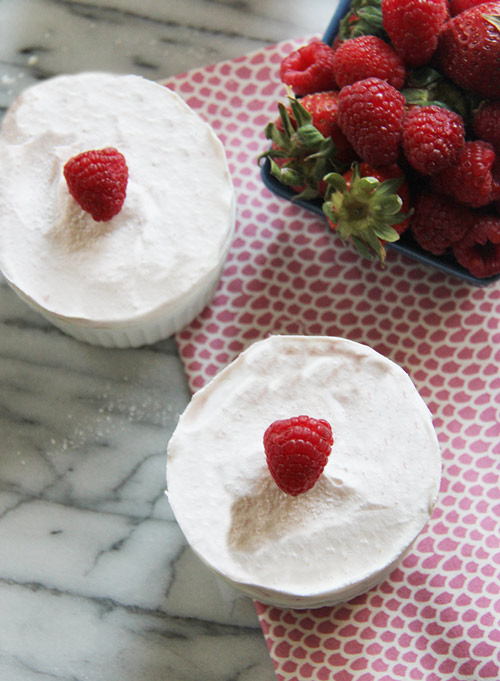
[165,38,500,681]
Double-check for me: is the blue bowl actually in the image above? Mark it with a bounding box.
[260,0,500,287]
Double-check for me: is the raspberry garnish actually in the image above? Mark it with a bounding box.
[263,415,333,496]
[63,147,129,222]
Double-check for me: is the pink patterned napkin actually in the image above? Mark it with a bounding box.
[164,39,500,681]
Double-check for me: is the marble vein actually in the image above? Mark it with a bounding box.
[0,582,272,681]
[0,1,337,677]
[1,270,270,679]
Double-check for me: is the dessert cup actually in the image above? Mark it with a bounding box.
[0,72,235,347]
[166,335,442,608]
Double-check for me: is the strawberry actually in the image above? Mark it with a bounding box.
[452,214,500,278]
[401,66,472,126]
[337,77,405,167]
[438,1,500,98]
[382,0,449,66]
[402,105,465,176]
[259,92,349,200]
[322,161,411,264]
[449,0,489,15]
[63,147,128,222]
[333,34,406,89]
[431,140,500,208]
[410,191,473,254]
[281,91,355,163]
[280,39,337,96]
[337,0,386,43]
[264,415,333,496]
[473,101,500,154]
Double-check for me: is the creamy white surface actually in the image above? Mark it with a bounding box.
[0,3,337,680]
[167,335,442,605]
[0,72,234,324]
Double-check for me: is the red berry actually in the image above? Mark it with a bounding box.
[333,35,406,89]
[280,39,337,96]
[382,0,448,66]
[323,162,410,264]
[473,101,500,155]
[449,0,488,14]
[452,214,500,278]
[437,1,500,99]
[263,415,333,496]
[431,140,500,208]
[402,105,465,176]
[64,147,128,222]
[337,77,405,167]
[287,91,355,163]
[410,191,473,255]
[260,93,347,200]
[272,91,354,162]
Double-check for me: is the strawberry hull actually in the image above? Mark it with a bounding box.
[260,0,500,287]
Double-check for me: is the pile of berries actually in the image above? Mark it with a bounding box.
[260,0,500,279]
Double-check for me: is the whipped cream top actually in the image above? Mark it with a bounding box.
[167,335,441,601]
[0,73,234,324]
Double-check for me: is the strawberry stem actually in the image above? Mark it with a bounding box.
[258,92,347,201]
[322,163,410,264]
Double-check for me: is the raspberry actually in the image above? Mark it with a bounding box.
[333,35,406,89]
[63,147,129,222]
[263,415,333,496]
[473,101,500,155]
[280,39,337,96]
[431,140,500,208]
[410,192,473,254]
[382,0,449,66]
[452,214,500,278]
[402,105,465,176]
[337,77,405,167]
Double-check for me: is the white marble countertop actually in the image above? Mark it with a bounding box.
[0,2,334,680]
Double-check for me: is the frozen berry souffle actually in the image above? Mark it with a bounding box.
[166,335,442,609]
[0,72,235,347]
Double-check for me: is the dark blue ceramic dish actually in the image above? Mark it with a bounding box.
[260,0,500,287]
